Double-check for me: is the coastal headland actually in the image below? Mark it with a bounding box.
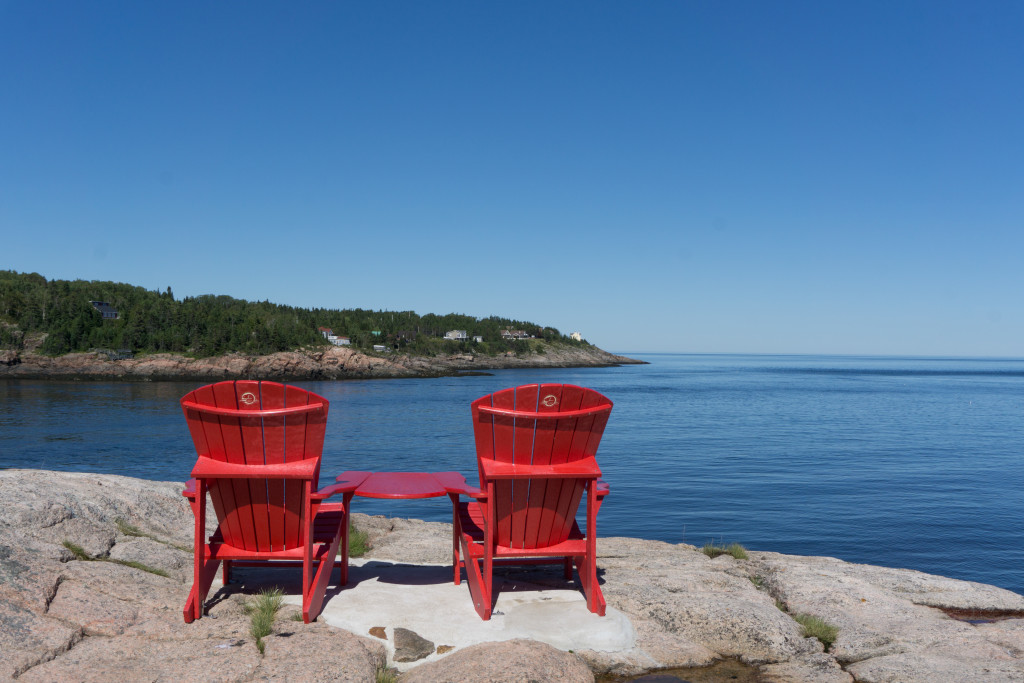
[0,344,644,381]
[3,469,1023,682]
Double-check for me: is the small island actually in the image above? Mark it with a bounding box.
[0,271,642,381]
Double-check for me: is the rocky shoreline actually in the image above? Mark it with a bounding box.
[3,470,1023,682]
[0,344,643,381]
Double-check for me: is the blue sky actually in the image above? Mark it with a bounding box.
[2,2,1022,356]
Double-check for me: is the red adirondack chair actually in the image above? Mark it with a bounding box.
[445,383,613,620]
[180,381,365,624]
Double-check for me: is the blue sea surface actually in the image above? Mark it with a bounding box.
[2,354,1022,595]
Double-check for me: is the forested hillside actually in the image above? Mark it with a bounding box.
[0,271,585,357]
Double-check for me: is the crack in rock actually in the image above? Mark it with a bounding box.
[42,574,63,613]
[12,624,84,679]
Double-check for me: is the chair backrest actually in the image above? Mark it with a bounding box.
[471,384,612,549]
[181,380,329,552]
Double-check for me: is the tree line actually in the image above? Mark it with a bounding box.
[0,271,588,357]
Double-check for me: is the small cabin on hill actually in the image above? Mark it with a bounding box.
[89,301,120,320]
[444,330,468,341]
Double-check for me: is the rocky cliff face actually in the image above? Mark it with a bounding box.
[2,470,1023,682]
[0,344,643,381]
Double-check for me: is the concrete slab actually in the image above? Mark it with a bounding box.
[225,559,636,671]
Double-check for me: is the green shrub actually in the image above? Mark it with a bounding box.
[244,588,284,654]
[701,541,749,560]
[347,525,370,558]
[792,613,839,650]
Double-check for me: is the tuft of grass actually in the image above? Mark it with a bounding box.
[116,520,146,537]
[702,541,749,560]
[375,660,397,683]
[62,540,169,577]
[62,540,91,561]
[116,519,192,553]
[749,576,764,589]
[245,588,284,655]
[110,558,170,577]
[290,611,304,622]
[792,613,839,650]
[347,524,370,558]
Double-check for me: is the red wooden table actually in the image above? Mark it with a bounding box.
[336,470,469,500]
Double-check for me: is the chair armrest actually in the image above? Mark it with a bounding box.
[191,455,319,480]
[432,471,487,499]
[480,456,601,480]
[596,478,610,498]
[183,478,198,499]
[311,472,371,501]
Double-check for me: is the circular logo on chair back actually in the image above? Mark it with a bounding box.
[542,394,558,408]
[240,392,257,406]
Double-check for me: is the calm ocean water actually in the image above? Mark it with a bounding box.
[2,353,1022,595]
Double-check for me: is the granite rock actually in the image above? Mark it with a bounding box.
[0,344,642,381]
[393,627,435,662]
[3,469,1024,682]
[398,638,595,683]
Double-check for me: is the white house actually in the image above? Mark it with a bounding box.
[472,335,483,343]
[570,331,583,341]
[319,327,350,346]
[444,330,468,341]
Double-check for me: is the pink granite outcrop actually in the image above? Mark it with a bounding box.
[0,344,642,381]
[2,469,1023,682]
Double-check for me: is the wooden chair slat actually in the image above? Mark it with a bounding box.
[490,388,517,547]
[283,384,312,549]
[507,385,538,549]
[259,382,287,550]
[236,380,272,552]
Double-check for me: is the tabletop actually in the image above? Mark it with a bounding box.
[336,470,468,499]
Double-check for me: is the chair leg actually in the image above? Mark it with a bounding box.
[340,492,354,587]
[563,557,573,580]
[460,537,491,620]
[575,554,606,616]
[304,531,343,624]
[184,486,222,623]
[184,553,221,623]
[451,497,463,585]
[339,518,350,587]
[222,560,232,585]
[578,482,605,615]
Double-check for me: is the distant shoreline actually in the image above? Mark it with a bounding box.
[0,344,646,381]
